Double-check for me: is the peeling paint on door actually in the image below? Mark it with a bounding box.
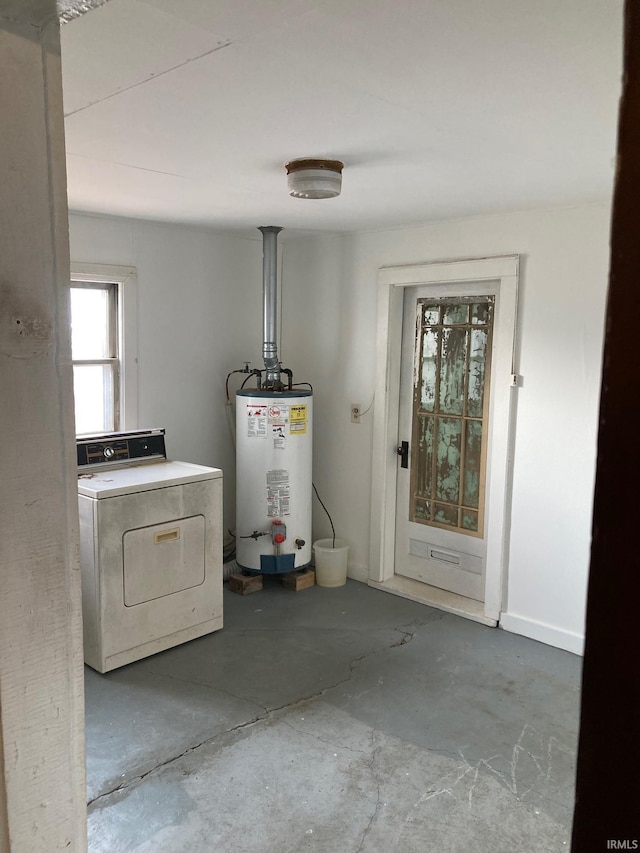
[410,297,494,537]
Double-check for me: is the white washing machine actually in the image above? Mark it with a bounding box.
[77,429,223,673]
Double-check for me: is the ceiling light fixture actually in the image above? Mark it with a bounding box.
[285,158,344,199]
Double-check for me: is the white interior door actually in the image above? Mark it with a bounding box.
[370,255,518,623]
[394,282,498,602]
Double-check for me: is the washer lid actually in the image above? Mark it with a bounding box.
[77,460,222,498]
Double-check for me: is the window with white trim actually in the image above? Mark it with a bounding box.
[70,281,119,434]
[70,264,138,435]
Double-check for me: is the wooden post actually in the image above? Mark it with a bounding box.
[0,3,87,849]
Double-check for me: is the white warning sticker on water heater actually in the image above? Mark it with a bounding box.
[246,404,268,438]
[267,405,288,449]
[268,404,289,423]
[271,423,286,450]
[266,468,290,517]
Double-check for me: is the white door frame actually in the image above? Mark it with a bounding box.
[369,256,519,623]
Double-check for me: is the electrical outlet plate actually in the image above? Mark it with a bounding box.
[351,403,362,423]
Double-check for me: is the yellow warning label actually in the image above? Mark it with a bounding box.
[289,403,307,435]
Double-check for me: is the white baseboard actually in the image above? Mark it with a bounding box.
[500,611,584,656]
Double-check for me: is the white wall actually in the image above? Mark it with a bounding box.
[68,213,264,529]
[278,234,351,545]
[283,203,611,653]
[69,203,611,654]
[279,233,380,580]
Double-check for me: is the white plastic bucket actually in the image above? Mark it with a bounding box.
[313,539,349,588]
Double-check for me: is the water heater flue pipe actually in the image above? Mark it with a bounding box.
[259,226,283,389]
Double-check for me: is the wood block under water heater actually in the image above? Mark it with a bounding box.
[228,573,263,595]
[281,569,315,591]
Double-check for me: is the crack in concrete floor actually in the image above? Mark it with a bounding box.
[87,713,263,807]
[355,731,383,853]
[88,622,422,810]
[85,587,580,853]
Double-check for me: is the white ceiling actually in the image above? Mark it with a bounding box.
[60,0,623,235]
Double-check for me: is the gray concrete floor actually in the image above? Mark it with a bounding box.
[85,580,581,852]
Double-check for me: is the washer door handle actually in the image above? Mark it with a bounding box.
[154,528,180,545]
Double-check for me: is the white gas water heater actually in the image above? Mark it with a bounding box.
[235,227,313,575]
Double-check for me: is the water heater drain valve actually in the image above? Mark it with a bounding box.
[271,520,286,545]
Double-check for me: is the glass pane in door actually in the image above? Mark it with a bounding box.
[409,297,494,537]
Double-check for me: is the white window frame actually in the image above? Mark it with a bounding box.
[70,263,138,431]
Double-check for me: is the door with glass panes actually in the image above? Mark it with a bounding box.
[395,283,495,601]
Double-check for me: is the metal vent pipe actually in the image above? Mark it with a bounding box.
[259,226,283,388]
